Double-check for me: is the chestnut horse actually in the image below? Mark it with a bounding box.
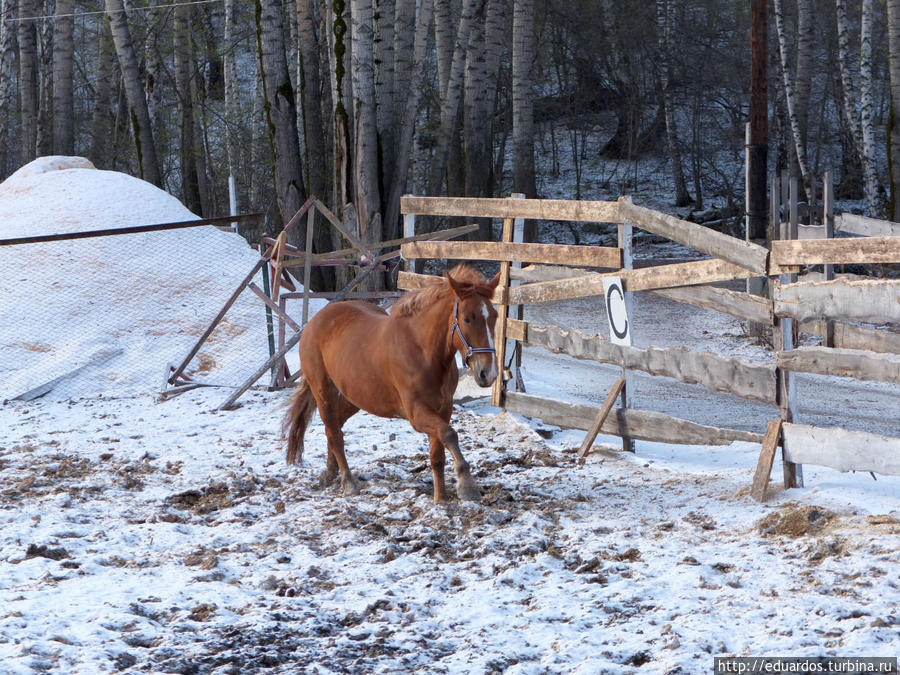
[284,265,500,502]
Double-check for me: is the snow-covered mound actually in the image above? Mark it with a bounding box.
[0,157,269,401]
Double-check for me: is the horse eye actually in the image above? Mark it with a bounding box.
[464,316,472,324]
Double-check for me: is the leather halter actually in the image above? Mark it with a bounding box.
[450,297,495,367]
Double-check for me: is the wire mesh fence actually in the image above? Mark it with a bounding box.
[0,218,281,404]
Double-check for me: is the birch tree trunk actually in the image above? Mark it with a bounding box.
[0,0,17,174]
[255,0,306,240]
[175,0,202,214]
[427,0,478,196]
[37,0,53,156]
[223,0,238,203]
[656,0,690,206]
[384,0,433,236]
[464,0,506,239]
[350,0,381,244]
[794,0,813,170]
[886,0,900,220]
[52,0,73,155]
[859,0,885,216]
[19,0,38,164]
[773,0,811,193]
[297,0,328,201]
[105,0,161,186]
[512,0,536,226]
[90,19,116,168]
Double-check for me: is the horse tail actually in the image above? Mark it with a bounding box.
[284,378,316,465]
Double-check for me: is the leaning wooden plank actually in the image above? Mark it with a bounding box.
[401,195,620,222]
[836,212,900,238]
[525,323,777,404]
[401,240,622,268]
[504,392,765,445]
[782,423,900,475]
[798,320,900,355]
[776,347,900,384]
[509,259,756,305]
[652,285,774,325]
[774,278,900,324]
[751,419,784,502]
[618,199,769,273]
[578,378,626,460]
[771,236,900,267]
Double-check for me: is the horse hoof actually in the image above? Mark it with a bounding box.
[318,470,337,488]
[342,478,361,497]
[457,483,481,502]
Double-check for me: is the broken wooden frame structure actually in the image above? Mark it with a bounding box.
[398,191,900,501]
[162,197,478,409]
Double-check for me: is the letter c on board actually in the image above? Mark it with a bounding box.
[606,283,629,340]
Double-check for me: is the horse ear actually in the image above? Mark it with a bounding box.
[445,270,466,298]
[487,272,501,291]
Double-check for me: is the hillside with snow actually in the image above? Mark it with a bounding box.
[0,159,896,673]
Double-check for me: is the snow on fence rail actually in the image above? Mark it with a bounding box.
[399,193,900,498]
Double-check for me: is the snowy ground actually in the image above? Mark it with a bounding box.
[1,158,897,673]
[1,388,898,674]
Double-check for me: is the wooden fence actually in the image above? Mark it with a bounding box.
[399,191,900,500]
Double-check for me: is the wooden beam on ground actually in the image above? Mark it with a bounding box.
[505,392,764,445]
[773,278,900,324]
[507,258,756,304]
[400,240,622,268]
[776,347,900,384]
[618,199,770,274]
[770,236,900,269]
[522,322,776,404]
[836,212,900,237]
[751,419,783,502]
[401,195,620,222]
[798,320,900,355]
[652,285,774,325]
[782,423,900,476]
[578,378,625,461]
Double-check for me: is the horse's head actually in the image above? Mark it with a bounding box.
[446,268,501,388]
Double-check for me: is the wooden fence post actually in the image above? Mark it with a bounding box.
[491,195,521,407]
[512,194,526,391]
[302,206,315,326]
[823,171,835,348]
[618,197,635,453]
[774,176,802,488]
[404,210,418,273]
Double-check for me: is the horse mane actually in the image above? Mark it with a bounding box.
[392,264,491,318]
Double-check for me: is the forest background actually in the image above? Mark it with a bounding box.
[0,0,897,291]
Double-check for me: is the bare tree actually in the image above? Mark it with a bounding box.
[89,19,116,168]
[859,0,885,215]
[174,1,203,214]
[886,0,900,219]
[256,0,306,238]
[105,0,161,186]
[656,0,691,206]
[19,0,38,164]
[0,0,17,173]
[773,0,811,192]
[52,0,73,155]
[37,0,53,156]
[512,0,536,212]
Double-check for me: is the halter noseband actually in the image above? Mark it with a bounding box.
[451,297,495,367]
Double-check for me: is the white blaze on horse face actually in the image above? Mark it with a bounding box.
[481,299,499,381]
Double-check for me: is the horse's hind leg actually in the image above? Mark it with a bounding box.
[314,384,361,496]
[429,436,450,503]
[320,394,359,490]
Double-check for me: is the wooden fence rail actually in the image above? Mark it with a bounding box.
[399,192,900,494]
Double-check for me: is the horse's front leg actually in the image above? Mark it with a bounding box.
[410,405,480,502]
